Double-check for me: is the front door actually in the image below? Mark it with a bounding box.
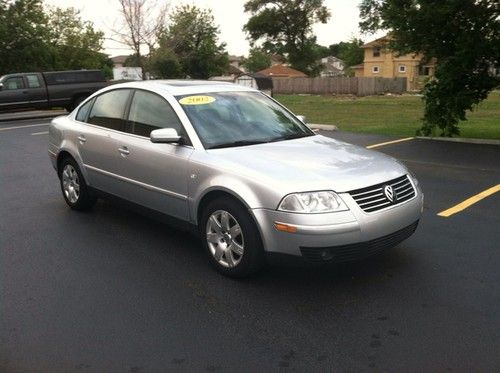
[112,89,194,221]
[0,76,30,110]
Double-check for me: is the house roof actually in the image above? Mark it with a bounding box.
[228,55,243,62]
[111,55,129,64]
[228,64,244,75]
[362,36,391,48]
[351,64,364,69]
[255,64,307,78]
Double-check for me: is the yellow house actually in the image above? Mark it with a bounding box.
[354,36,436,91]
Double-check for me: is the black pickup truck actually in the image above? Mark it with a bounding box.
[0,70,108,112]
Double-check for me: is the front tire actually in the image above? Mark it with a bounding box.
[200,197,264,278]
[59,157,96,211]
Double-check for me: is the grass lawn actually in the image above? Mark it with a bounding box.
[275,91,500,140]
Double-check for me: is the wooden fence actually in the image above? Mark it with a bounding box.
[272,77,407,96]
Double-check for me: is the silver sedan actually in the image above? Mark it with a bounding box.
[48,80,423,277]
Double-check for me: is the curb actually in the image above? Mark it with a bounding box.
[308,123,338,131]
[416,136,500,146]
[0,110,67,122]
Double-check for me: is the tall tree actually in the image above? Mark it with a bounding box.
[0,0,51,74]
[242,47,271,73]
[114,0,169,79]
[0,0,110,76]
[157,5,228,79]
[47,7,107,71]
[360,0,500,136]
[243,0,331,76]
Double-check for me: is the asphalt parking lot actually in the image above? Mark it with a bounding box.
[1,118,499,372]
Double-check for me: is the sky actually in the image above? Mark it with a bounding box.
[44,0,381,58]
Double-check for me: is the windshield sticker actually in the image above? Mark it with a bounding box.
[179,95,216,105]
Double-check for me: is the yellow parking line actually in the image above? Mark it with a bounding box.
[31,131,49,136]
[438,184,500,217]
[366,137,414,149]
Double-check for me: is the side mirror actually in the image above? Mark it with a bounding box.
[297,115,306,123]
[150,128,181,144]
[0,83,3,91]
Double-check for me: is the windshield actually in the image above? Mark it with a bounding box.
[176,91,314,149]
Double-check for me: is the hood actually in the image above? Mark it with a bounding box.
[206,135,408,193]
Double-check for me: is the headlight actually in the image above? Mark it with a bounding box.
[278,191,348,213]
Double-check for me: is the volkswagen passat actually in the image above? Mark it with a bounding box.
[49,81,423,277]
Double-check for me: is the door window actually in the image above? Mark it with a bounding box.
[87,89,130,131]
[128,90,184,138]
[76,98,94,122]
[26,75,41,88]
[4,77,25,90]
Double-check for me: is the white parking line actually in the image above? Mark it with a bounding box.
[366,137,414,149]
[31,131,49,136]
[0,123,48,132]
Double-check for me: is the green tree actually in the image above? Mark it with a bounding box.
[242,47,271,73]
[158,5,228,79]
[329,38,364,67]
[243,0,331,76]
[47,7,106,71]
[359,0,500,136]
[0,0,110,77]
[148,47,183,78]
[0,0,52,74]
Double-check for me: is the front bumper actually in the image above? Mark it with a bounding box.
[251,189,423,262]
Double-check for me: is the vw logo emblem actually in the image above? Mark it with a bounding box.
[384,185,395,203]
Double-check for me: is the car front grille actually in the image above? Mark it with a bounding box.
[299,220,419,264]
[348,175,416,213]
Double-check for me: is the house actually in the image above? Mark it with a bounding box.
[270,54,286,66]
[354,36,436,91]
[228,55,246,72]
[255,64,307,78]
[319,56,345,77]
[110,55,129,69]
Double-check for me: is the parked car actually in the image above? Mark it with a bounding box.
[0,70,107,112]
[48,80,423,277]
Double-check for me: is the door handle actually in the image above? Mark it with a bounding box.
[118,146,130,156]
[77,135,86,143]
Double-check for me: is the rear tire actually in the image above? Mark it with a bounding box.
[59,157,96,211]
[200,197,264,278]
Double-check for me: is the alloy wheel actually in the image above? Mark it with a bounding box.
[206,210,244,268]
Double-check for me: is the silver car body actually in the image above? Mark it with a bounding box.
[49,81,423,260]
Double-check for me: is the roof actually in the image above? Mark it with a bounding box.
[111,55,130,64]
[363,36,390,48]
[228,55,243,62]
[97,79,257,96]
[228,64,244,75]
[351,64,364,69]
[255,64,307,78]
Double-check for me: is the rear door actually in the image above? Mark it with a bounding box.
[112,89,194,221]
[25,74,48,108]
[74,89,132,195]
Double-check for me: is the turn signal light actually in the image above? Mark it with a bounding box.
[274,222,298,233]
